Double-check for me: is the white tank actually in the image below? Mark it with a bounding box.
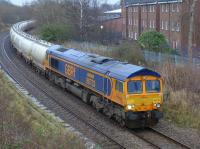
[10,21,53,70]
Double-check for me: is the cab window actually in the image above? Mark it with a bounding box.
[116,80,123,93]
[128,80,142,94]
[146,80,160,93]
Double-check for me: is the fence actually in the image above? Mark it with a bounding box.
[143,50,200,67]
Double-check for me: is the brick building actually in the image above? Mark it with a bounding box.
[100,9,123,41]
[102,9,123,35]
[121,0,200,57]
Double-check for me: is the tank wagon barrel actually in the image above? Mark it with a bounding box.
[10,20,53,70]
[10,21,164,128]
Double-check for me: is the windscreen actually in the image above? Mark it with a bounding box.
[128,80,142,94]
[146,80,160,93]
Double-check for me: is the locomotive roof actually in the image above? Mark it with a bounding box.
[47,45,161,81]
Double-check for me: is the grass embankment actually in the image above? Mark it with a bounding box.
[0,71,85,149]
[65,41,200,131]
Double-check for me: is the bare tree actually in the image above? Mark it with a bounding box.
[188,0,197,62]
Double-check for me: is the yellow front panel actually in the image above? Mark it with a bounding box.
[125,76,163,112]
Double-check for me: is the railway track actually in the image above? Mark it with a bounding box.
[132,127,191,149]
[0,32,193,149]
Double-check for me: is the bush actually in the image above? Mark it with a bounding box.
[138,31,173,53]
[112,41,146,65]
[158,63,200,130]
[39,23,74,42]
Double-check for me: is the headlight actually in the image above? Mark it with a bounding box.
[156,103,161,108]
[127,105,134,110]
[154,103,161,108]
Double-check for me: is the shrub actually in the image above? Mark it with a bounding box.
[112,41,146,65]
[39,23,74,42]
[138,31,173,53]
[159,62,200,93]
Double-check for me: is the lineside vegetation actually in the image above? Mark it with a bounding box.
[39,23,75,42]
[0,71,85,149]
[159,63,200,130]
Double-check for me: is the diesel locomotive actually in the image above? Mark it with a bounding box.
[10,21,163,128]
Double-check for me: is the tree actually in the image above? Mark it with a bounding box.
[33,0,101,41]
[138,31,171,53]
[188,0,197,62]
[113,41,145,65]
[39,23,75,42]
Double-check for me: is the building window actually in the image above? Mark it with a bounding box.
[177,4,179,12]
[128,18,132,25]
[165,5,168,12]
[134,32,137,40]
[171,22,175,31]
[149,20,152,28]
[176,22,180,32]
[162,5,165,12]
[152,5,155,12]
[172,22,180,32]
[176,41,179,49]
[173,40,179,49]
[165,21,168,30]
[161,20,164,30]
[153,20,155,29]
[129,31,132,39]
[149,5,152,12]
[172,4,175,12]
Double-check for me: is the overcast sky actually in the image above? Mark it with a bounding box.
[10,0,119,6]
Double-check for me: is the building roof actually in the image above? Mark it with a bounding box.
[47,45,161,81]
[124,0,182,6]
[104,9,122,14]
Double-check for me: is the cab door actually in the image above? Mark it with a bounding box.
[115,80,124,105]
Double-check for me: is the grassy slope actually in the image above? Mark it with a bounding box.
[0,71,85,149]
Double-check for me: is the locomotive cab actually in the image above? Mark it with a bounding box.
[124,75,163,128]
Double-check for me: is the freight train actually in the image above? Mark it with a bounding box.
[10,21,163,128]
